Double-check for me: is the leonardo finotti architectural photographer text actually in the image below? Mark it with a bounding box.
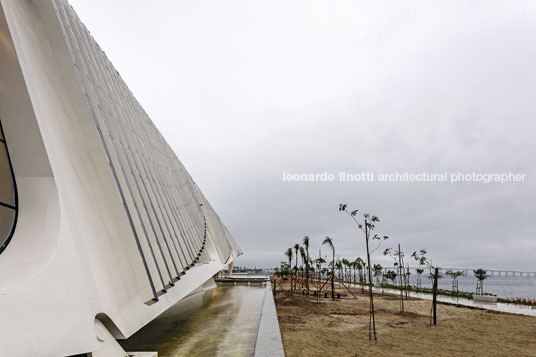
[282,172,527,184]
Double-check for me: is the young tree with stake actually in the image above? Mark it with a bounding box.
[416,268,424,288]
[342,258,350,282]
[411,249,442,326]
[474,268,488,295]
[384,246,405,313]
[373,264,383,285]
[384,270,397,284]
[446,270,464,292]
[339,204,388,341]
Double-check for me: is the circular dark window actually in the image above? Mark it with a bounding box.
[0,120,18,254]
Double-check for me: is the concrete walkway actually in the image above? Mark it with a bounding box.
[254,281,285,357]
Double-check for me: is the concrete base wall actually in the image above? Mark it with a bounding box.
[254,281,285,357]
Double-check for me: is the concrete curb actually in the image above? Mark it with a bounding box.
[254,281,285,357]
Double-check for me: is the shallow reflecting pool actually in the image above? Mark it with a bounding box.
[120,284,265,357]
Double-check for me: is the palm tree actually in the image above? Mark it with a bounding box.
[303,236,310,296]
[355,257,365,292]
[342,258,350,282]
[285,248,293,292]
[350,261,356,283]
[335,260,343,287]
[322,236,336,300]
[446,270,464,292]
[299,246,306,288]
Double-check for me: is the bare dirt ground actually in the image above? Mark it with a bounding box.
[273,279,536,356]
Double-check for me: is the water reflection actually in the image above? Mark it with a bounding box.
[120,284,265,357]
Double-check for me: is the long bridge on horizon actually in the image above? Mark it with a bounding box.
[381,267,536,278]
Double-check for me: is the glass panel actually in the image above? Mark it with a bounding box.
[0,205,15,249]
[0,143,14,206]
[0,120,17,255]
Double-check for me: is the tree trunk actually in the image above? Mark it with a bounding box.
[305,252,309,297]
[331,251,335,300]
[365,220,377,341]
[432,267,438,326]
[295,254,298,290]
[289,258,292,292]
[398,244,404,313]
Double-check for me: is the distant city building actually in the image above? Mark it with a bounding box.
[0,0,241,355]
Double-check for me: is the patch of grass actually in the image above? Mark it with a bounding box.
[497,298,536,307]
[379,283,496,299]
[379,283,536,307]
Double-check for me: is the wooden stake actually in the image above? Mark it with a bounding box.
[398,244,404,314]
[335,275,358,299]
[365,219,377,341]
[432,267,438,326]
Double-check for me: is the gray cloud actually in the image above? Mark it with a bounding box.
[69,0,536,270]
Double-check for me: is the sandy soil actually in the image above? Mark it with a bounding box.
[273,279,536,356]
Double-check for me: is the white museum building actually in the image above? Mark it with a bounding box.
[0,0,241,355]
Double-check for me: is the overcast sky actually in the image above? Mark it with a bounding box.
[68,0,536,270]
